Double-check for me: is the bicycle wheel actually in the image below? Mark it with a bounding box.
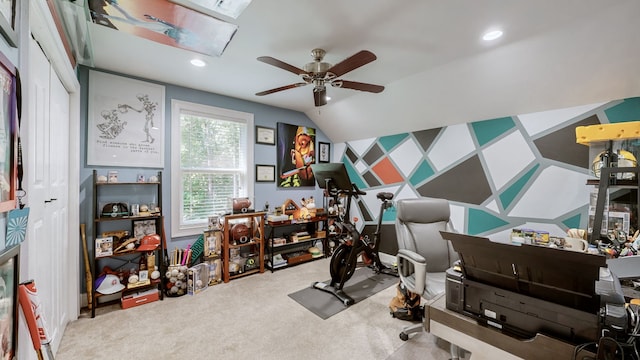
[330,243,358,285]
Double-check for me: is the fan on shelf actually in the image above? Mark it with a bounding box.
[255,48,384,106]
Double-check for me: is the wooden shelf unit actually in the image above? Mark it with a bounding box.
[222,212,267,282]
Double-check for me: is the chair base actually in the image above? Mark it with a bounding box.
[399,322,422,341]
[399,324,461,360]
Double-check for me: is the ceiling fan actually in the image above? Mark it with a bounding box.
[255,48,385,107]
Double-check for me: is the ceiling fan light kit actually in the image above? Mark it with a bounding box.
[256,48,385,106]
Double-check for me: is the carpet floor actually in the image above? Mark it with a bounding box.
[56,258,459,360]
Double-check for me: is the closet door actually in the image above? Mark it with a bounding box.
[19,37,71,357]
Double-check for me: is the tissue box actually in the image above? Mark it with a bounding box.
[187,263,209,295]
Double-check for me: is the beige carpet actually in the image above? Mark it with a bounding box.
[56,258,458,360]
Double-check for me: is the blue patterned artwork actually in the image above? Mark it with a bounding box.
[6,207,29,247]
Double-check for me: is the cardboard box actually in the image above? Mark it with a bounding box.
[121,289,159,309]
[187,263,209,295]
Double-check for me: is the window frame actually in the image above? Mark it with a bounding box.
[170,99,254,237]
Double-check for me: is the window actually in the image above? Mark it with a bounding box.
[171,100,254,237]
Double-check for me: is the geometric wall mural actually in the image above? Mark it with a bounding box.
[336,98,640,253]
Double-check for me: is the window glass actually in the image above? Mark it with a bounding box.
[171,100,253,237]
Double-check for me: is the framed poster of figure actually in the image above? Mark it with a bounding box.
[87,70,165,168]
[276,123,316,188]
[0,51,17,214]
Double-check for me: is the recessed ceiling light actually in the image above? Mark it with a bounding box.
[191,59,206,67]
[482,30,503,41]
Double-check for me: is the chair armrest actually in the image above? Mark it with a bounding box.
[397,249,427,296]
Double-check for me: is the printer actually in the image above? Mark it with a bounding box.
[441,232,627,345]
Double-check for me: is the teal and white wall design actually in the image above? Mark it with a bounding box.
[334,97,640,251]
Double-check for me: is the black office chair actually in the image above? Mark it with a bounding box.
[395,197,461,359]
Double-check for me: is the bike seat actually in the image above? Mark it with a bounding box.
[376,192,394,201]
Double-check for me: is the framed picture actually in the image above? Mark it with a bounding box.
[255,126,275,145]
[256,164,275,182]
[1,245,18,360]
[87,70,165,168]
[138,270,149,282]
[319,142,331,163]
[0,0,16,47]
[95,237,114,257]
[0,51,17,213]
[89,0,237,57]
[133,219,156,240]
[168,0,252,19]
[276,123,316,187]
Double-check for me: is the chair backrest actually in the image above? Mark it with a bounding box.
[395,197,458,272]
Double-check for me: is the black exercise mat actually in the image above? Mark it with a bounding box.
[288,268,397,319]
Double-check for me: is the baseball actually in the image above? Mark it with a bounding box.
[128,275,139,284]
[171,269,179,277]
[151,270,160,280]
[170,286,178,294]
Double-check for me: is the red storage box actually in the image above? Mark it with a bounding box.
[121,289,159,309]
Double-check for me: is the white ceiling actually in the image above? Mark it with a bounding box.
[86,0,640,143]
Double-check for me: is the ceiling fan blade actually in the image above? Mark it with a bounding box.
[314,88,327,107]
[326,50,377,78]
[255,82,308,96]
[333,80,384,93]
[257,56,309,76]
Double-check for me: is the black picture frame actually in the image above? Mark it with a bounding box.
[256,164,275,182]
[319,142,331,163]
[0,0,16,47]
[255,126,276,145]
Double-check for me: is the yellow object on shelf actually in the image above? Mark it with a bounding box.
[576,121,640,145]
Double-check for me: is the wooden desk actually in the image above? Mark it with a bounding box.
[426,295,595,360]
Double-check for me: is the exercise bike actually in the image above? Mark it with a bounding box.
[311,163,398,306]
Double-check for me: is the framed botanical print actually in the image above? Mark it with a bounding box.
[319,142,330,163]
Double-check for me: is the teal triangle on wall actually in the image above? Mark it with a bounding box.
[410,160,435,186]
[605,97,640,123]
[499,164,540,210]
[382,206,397,222]
[472,117,516,147]
[562,213,582,230]
[343,161,367,190]
[379,133,409,152]
[468,208,509,235]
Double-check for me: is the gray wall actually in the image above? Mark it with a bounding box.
[78,66,327,251]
